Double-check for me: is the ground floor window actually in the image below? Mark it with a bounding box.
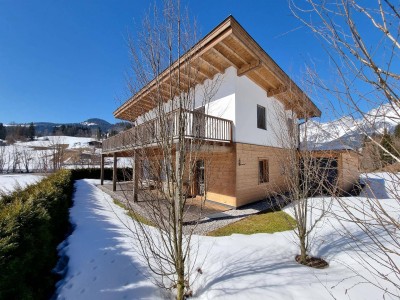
[259,159,269,184]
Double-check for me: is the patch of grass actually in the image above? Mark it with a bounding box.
[113,199,155,227]
[208,210,296,236]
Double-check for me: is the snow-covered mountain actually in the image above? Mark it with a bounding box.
[303,103,400,149]
[3,118,125,136]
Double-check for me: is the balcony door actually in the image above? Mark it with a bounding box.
[193,106,205,138]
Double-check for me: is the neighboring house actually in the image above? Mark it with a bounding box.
[101,16,324,207]
[88,140,102,148]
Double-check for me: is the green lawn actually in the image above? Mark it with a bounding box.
[208,210,296,236]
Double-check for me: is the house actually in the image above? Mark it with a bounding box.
[100,16,324,207]
[88,140,102,148]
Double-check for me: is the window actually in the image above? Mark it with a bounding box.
[257,105,266,130]
[259,159,269,184]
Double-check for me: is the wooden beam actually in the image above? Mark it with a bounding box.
[132,152,139,202]
[267,85,288,97]
[215,42,246,66]
[237,60,261,76]
[112,152,117,192]
[209,47,235,69]
[197,61,217,78]
[246,72,274,92]
[197,55,224,74]
[229,29,286,86]
[178,66,207,86]
[189,63,214,81]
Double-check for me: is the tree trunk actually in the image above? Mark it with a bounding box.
[299,233,307,263]
[176,269,185,300]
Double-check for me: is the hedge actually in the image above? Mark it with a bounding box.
[0,168,132,299]
[0,170,74,300]
[71,167,133,181]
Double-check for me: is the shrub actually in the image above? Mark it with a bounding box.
[71,167,132,181]
[0,170,74,299]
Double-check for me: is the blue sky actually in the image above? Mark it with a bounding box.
[0,0,329,124]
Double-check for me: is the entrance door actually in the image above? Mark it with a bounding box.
[193,106,205,138]
[196,159,205,196]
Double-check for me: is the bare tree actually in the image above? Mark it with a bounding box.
[114,1,222,298]
[49,136,66,171]
[290,0,400,295]
[0,146,7,173]
[11,145,21,173]
[268,100,333,267]
[37,150,51,173]
[20,148,33,173]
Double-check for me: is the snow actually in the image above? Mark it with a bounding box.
[80,122,98,126]
[21,136,96,149]
[0,136,102,173]
[56,175,400,299]
[56,180,162,300]
[0,174,45,194]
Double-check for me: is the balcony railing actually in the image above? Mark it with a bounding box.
[102,109,233,153]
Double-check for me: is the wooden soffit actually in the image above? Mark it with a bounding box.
[114,16,321,121]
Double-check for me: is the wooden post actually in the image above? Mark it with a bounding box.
[132,152,139,202]
[112,153,117,192]
[100,154,104,185]
[229,120,233,142]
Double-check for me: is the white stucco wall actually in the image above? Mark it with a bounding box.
[200,66,236,122]
[135,67,236,126]
[234,71,297,147]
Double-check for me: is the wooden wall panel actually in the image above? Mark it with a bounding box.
[235,143,291,207]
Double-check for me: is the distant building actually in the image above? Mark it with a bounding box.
[88,141,102,148]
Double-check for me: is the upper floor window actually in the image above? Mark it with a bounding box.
[257,105,266,130]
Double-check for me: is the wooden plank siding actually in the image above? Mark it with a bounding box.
[235,143,291,207]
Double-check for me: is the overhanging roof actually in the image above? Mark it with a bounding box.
[115,16,321,121]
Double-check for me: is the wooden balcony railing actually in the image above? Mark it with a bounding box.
[102,109,233,153]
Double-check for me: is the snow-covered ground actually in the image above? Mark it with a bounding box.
[55,174,400,299]
[22,136,96,149]
[0,174,45,194]
[0,136,102,172]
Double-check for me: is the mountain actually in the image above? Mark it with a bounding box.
[4,118,129,137]
[303,103,400,150]
[79,118,113,132]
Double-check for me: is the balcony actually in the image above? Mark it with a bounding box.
[102,109,233,153]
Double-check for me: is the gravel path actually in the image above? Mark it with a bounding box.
[187,198,285,235]
[97,184,285,235]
